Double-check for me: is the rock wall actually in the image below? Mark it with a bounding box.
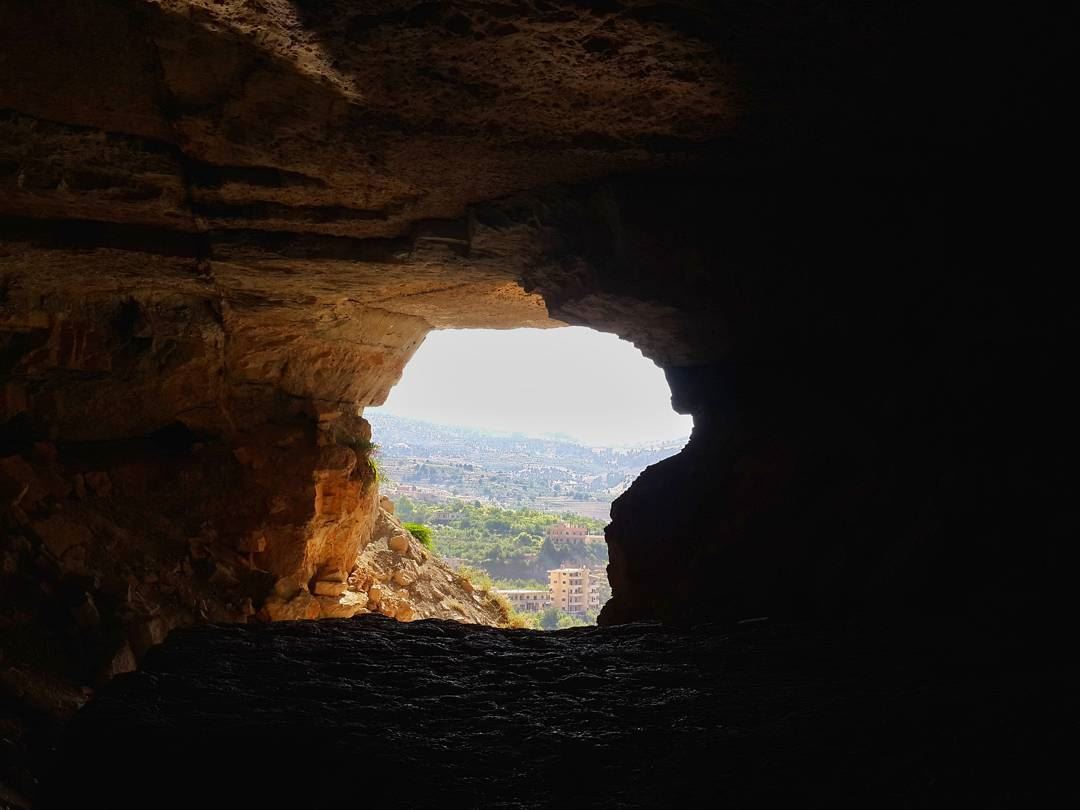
[580,178,1070,628]
[0,2,1068,650]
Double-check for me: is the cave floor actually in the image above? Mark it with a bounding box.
[41,615,1062,808]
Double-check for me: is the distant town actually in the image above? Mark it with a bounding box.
[493,525,612,617]
[370,412,688,521]
[371,414,686,627]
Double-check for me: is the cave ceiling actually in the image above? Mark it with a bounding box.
[0,0,915,392]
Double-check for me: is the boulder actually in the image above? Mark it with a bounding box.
[313,580,344,597]
[273,576,303,600]
[262,591,321,622]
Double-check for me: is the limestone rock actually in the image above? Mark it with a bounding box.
[313,580,344,597]
[351,507,510,627]
[366,583,384,607]
[273,577,303,600]
[340,590,368,612]
[262,590,321,622]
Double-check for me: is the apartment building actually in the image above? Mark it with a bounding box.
[494,589,552,613]
[588,568,612,612]
[545,523,589,542]
[547,566,610,615]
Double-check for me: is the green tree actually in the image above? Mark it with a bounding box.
[537,607,561,630]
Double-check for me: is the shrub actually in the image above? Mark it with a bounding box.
[537,606,561,630]
[403,522,433,548]
[339,437,382,483]
[456,564,493,591]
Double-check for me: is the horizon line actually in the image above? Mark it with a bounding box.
[366,408,691,449]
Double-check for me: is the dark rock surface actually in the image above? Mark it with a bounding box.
[42,615,1065,808]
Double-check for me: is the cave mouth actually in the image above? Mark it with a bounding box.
[365,326,693,628]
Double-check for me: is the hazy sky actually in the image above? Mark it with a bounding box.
[368,327,693,446]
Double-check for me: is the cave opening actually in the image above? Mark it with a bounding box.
[0,0,1065,804]
[365,326,692,629]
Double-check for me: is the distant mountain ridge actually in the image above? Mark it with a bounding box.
[367,411,689,451]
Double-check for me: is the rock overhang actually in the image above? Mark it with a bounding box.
[0,0,1054,633]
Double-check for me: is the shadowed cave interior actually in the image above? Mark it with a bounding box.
[0,1,1072,807]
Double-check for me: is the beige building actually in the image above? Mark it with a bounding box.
[495,589,551,612]
[547,566,610,615]
[588,569,612,611]
[545,523,589,542]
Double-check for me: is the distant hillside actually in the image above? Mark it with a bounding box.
[366,412,688,518]
[392,497,609,582]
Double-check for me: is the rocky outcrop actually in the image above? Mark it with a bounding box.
[0,417,374,686]
[0,426,504,802]
[0,413,503,667]
[262,502,510,626]
[349,504,511,625]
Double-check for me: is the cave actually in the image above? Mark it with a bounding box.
[0,1,1070,807]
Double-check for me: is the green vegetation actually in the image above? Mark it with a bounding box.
[394,496,608,580]
[532,606,597,630]
[339,436,384,482]
[342,436,378,454]
[492,578,548,590]
[403,522,433,548]
[456,564,494,591]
